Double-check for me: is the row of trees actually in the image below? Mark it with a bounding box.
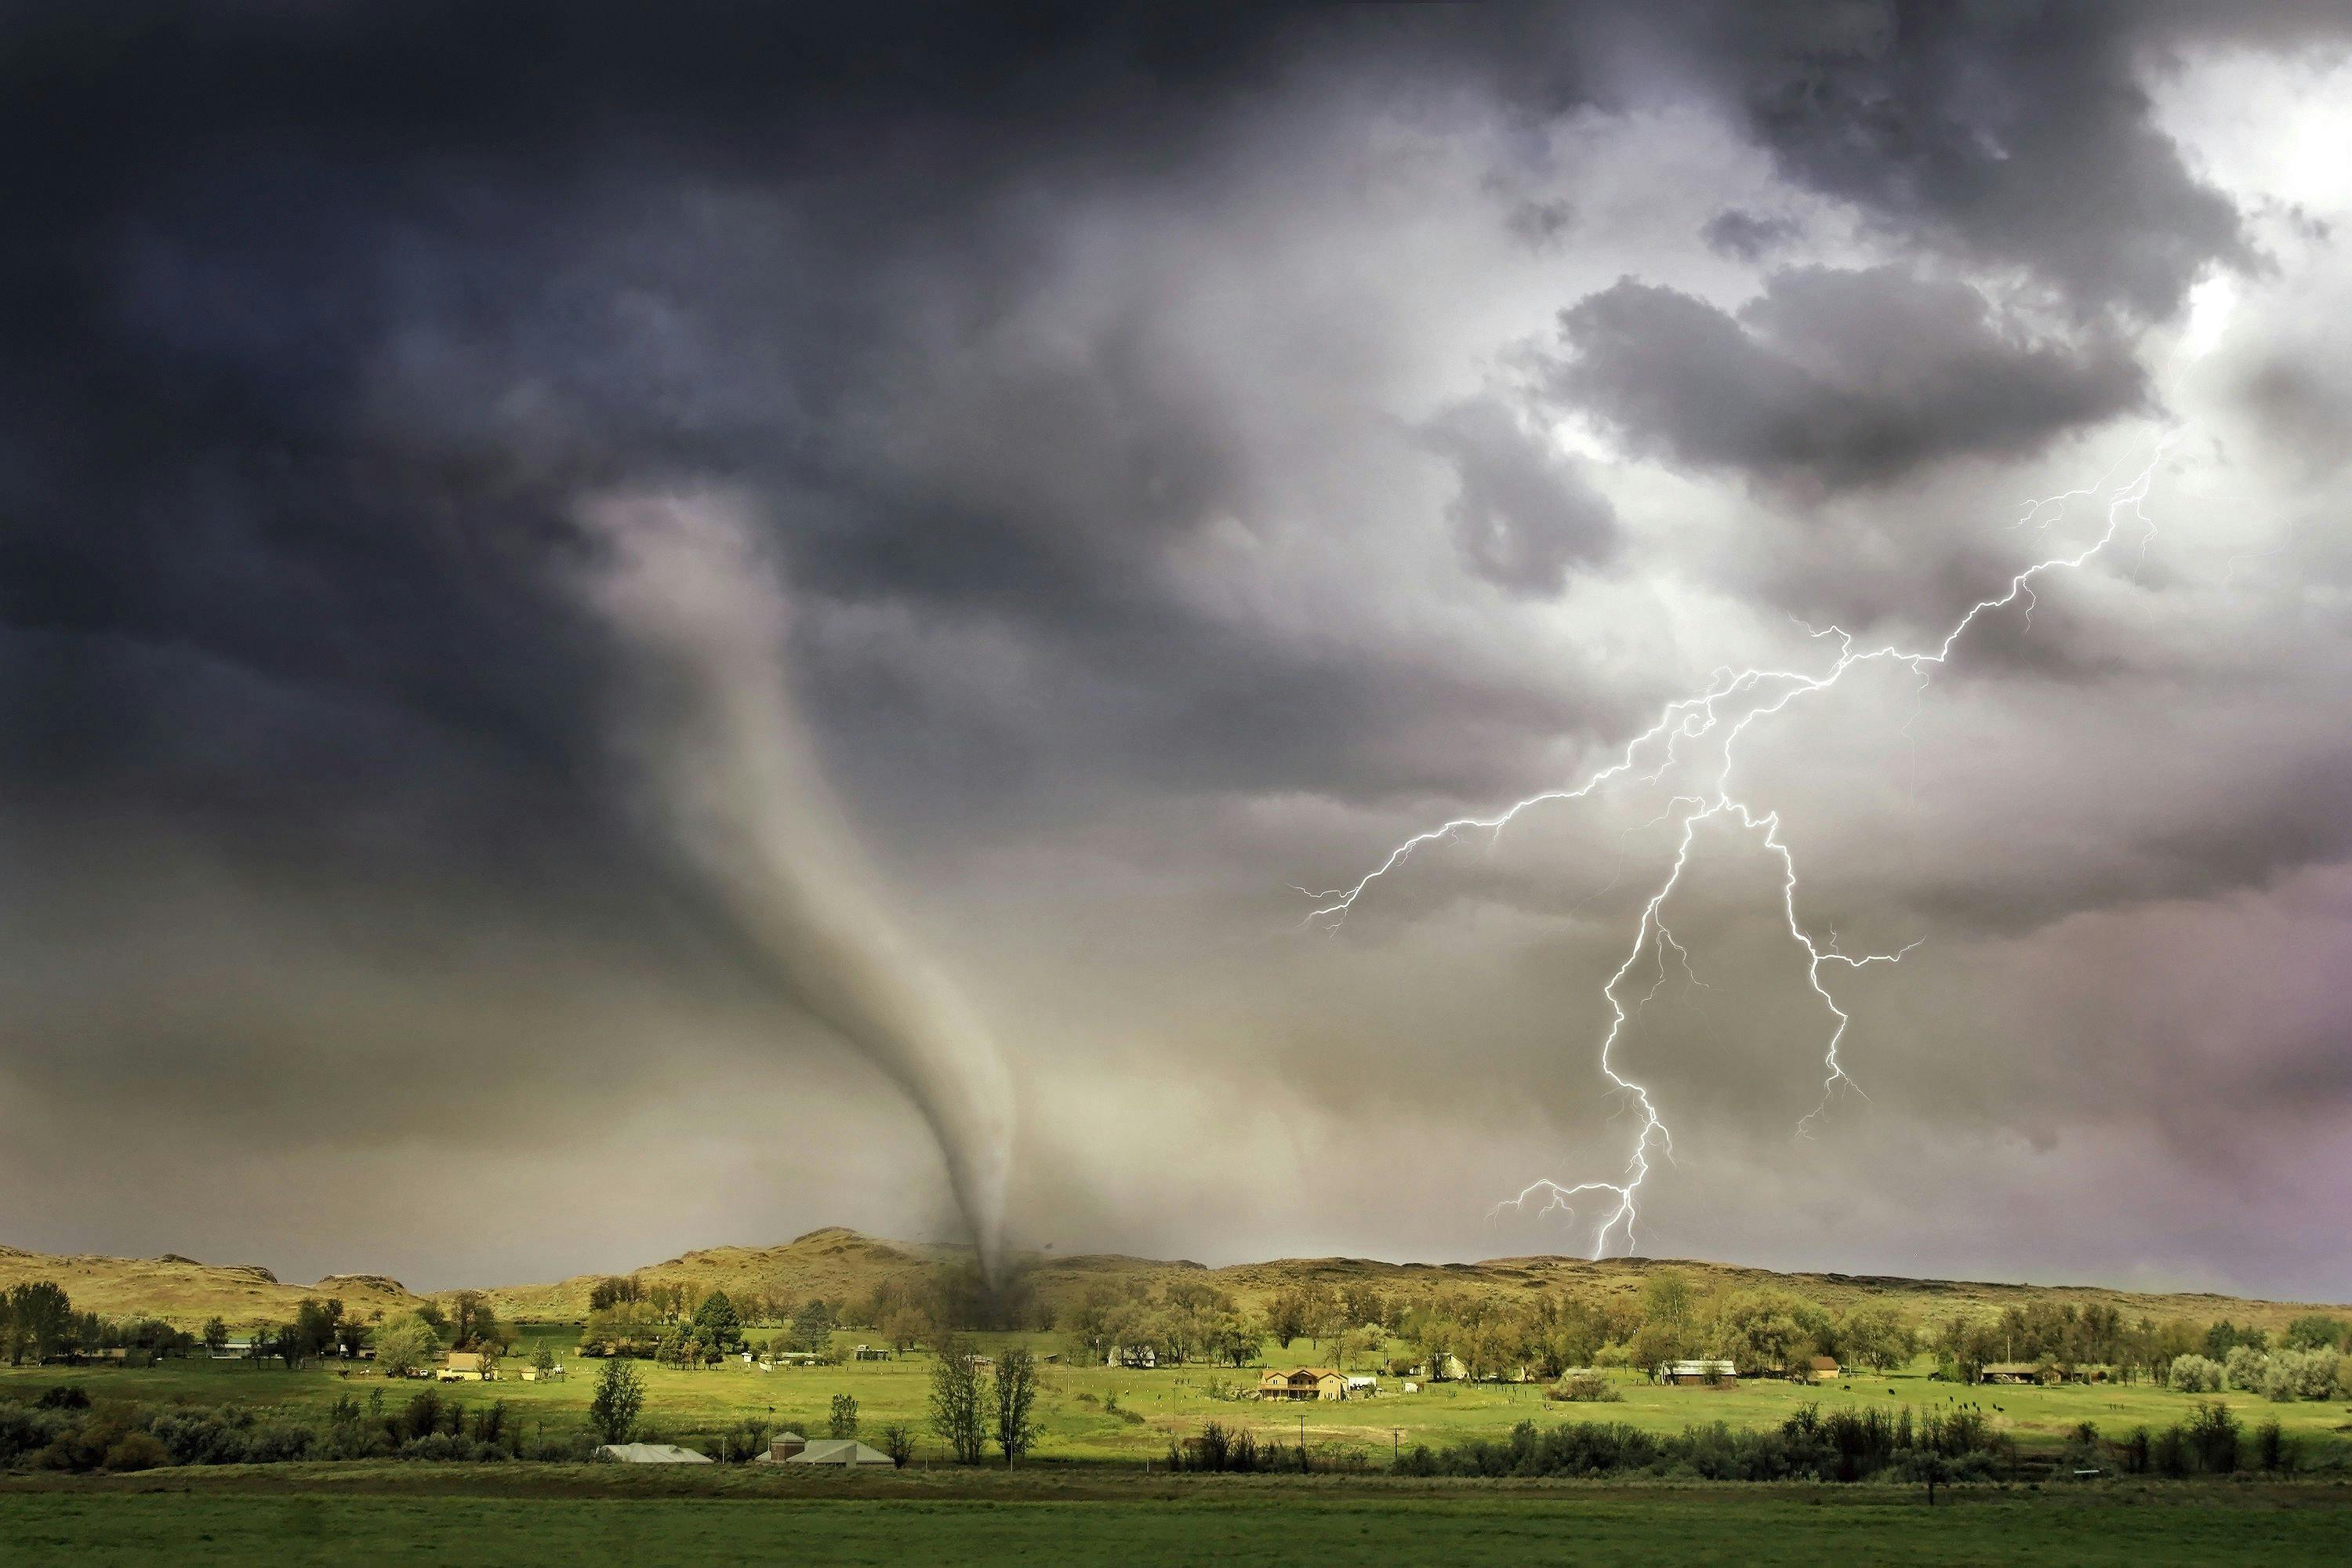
[3,1283,198,1366]
[2168,1345,2352,1402]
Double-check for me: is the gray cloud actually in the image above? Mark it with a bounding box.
[1701,208,1802,262]
[1552,266,2151,490]
[1420,397,1621,595]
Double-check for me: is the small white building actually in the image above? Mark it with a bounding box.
[597,1443,714,1465]
[786,1439,895,1468]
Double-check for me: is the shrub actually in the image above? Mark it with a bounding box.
[2168,1354,2224,1393]
[1548,1371,1620,1403]
[880,1424,916,1468]
[103,1432,169,1472]
[2260,1349,2342,1403]
[34,1386,89,1411]
[2254,1418,2292,1472]
[2223,1345,2270,1392]
[2187,1401,2240,1474]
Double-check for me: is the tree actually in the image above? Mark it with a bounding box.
[588,1356,644,1444]
[4,1281,71,1366]
[446,1290,505,1352]
[1265,1289,1309,1349]
[991,1346,1041,1465]
[691,1291,745,1355]
[371,1312,441,1379]
[289,1297,345,1364]
[829,1392,858,1439]
[1836,1304,1913,1372]
[2283,1315,2348,1352]
[791,1298,838,1356]
[1713,1290,1816,1375]
[1641,1270,1697,1335]
[201,1317,229,1356]
[589,1275,645,1312]
[880,1423,916,1468]
[928,1338,986,1464]
[533,1341,556,1374]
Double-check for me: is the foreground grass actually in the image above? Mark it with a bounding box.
[5,1467,2350,1566]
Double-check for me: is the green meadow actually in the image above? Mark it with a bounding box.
[6,1326,2350,1466]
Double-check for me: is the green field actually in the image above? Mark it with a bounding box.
[4,1467,2350,1566]
[6,1327,2350,1467]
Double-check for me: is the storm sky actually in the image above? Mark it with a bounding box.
[5,2,2351,1299]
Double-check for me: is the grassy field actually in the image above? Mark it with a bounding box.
[8,1329,2350,1466]
[4,1465,2350,1566]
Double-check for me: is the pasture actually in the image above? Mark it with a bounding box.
[6,1327,2349,1467]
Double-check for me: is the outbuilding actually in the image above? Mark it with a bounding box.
[786,1439,895,1468]
[597,1443,714,1465]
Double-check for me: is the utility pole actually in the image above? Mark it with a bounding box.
[1392,1427,1402,1468]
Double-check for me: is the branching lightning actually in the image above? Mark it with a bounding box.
[1305,447,2166,1258]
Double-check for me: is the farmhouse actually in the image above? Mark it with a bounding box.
[1658,1359,1737,1386]
[852,1344,892,1361]
[1258,1367,1348,1401]
[437,1352,495,1382]
[1979,1363,2044,1385]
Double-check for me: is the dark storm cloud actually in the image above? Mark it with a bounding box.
[1701,209,1802,262]
[1419,398,1620,596]
[1550,267,2151,490]
[1685,0,2258,320]
[2,2,2347,1294]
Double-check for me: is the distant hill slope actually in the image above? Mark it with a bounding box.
[0,1245,422,1327]
[5,1228,2339,1330]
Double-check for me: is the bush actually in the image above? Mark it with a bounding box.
[2168,1354,2224,1393]
[103,1432,169,1472]
[2186,1401,2240,1474]
[2223,1345,2269,1392]
[2254,1418,2292,1472]
[2260,1349,2342,1403]
[1394,1403,2002,1484]
[1548,1371,1620,1403]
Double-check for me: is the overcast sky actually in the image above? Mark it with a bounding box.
[5,2,2351,1301]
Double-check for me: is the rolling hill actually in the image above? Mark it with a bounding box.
[3,1227,2340,1331]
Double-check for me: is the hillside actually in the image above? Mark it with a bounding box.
[5,1229,2340,1332]
[0,1246,422,1327]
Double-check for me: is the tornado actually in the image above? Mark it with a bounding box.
[572,490,1015,1281]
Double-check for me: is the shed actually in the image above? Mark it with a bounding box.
[597,1443,714,1465]
[786,1439,895,1468]
[1659,1359,1737,1386]
[438,1352,494,1382]
[1979,1363,2042,1385]
[1805,1356,1840,1381]
[752,1432,808,1462]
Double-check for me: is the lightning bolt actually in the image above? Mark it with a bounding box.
[1306,444,2166,1258]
